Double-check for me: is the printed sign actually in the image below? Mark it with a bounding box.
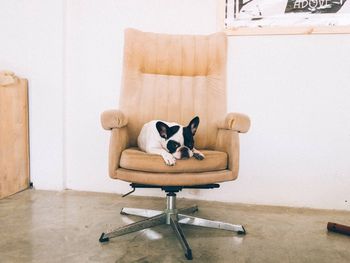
[285,0,347,13]
[225,0,350,28]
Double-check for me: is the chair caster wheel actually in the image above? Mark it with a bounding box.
[185,249,193,260]
[237,226,246,235]
[99,233,109,243]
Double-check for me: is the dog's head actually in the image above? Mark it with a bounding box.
[156,116,200,160]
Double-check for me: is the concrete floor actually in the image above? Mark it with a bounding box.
[0,190,349,263]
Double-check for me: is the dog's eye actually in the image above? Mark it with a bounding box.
[167,140,180,154]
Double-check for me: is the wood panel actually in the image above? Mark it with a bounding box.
[0,78,29,199]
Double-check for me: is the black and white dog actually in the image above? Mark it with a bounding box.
[137,117,205,166]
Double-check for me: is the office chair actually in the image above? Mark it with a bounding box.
[99,28,250,260]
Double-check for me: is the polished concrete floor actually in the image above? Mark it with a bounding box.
[0,190,349,263]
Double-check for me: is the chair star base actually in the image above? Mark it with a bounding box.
[99,192,246,260]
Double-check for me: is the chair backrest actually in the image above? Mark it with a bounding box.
[119,28,227,149]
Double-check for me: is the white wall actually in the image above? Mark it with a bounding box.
[2,1,350,210]
[0,0,65,190]
[227,35,350,210]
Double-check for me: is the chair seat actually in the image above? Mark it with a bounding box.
[120,147,228,173]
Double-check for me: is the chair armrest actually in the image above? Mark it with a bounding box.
[107,127,129,178]
[215,129,240,180]
[217,112,250,133]
[101,110,128,130]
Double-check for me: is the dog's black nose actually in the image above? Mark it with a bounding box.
[180,147,190,159]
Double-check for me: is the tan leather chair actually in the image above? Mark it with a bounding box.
[99,28,250,260]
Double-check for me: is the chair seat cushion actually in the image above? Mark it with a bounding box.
[119,148,228,173]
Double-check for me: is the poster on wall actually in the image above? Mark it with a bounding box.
[225,0,350,29]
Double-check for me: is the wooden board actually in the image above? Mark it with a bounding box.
[0,78,30,199]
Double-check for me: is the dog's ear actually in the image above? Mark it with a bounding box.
[156,121,170,139]
[187,116,200,136]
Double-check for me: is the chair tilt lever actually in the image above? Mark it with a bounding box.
[121,187,135,198]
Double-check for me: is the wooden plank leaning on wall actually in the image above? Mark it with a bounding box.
[0,72,30,199]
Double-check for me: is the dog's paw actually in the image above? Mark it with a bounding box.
[193,152,205,160]
[162,152,176,166]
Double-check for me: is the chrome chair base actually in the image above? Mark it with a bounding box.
[99,193,246,260]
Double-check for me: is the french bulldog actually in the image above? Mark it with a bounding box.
[137,116,205,166]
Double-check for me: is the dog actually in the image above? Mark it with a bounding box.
[137,116,205,166]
